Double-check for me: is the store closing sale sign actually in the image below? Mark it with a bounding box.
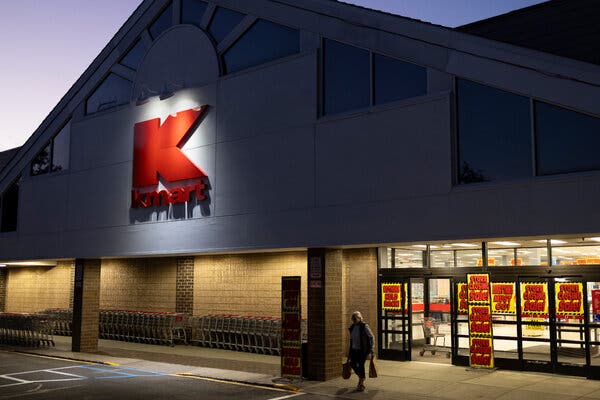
[491,283,516,314]
[382,283,407,312]
[555,282,584,320]
[467,274,494,369]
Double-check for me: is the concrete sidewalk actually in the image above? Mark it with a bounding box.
[6,339,600,400]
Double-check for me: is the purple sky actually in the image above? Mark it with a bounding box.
[0,0,545,151]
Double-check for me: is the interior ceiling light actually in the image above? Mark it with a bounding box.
[451,243,478,247]
[535,239,567,245]
[588,237,600,242]
[490,241,521,246]
[412,245,427,248]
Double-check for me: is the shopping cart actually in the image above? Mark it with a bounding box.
[419,317,451,357]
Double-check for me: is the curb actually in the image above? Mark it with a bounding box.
[176,372,300,392]
[5,348,300,392]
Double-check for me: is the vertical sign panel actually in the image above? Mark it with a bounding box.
[382,283,402,311]
[555,282,584,320]
[282,276,302,379]
[491,282,516,314]
[467,273,494,369]
[457,282,468,315]
[592,290,600,322]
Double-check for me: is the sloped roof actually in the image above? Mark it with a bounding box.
[1,0,599,193]
[458,0,600,66]
[0,147,21,173]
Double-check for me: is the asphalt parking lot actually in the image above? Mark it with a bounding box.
[0,351,307,400]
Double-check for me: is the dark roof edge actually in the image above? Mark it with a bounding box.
[0,0,155,186]
[456,0,554,31]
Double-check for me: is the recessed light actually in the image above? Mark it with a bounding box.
[491,241,521,246]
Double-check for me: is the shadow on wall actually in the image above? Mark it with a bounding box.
[129,177,212,223]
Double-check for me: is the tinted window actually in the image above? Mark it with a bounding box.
[149,3,173,40]
[224,20,299,74]
[52,123,70,172]
[323,39,370,116]
[31,143,51,176]
[120,40,146,71]
[208,7,245,43]
[1,178,19,232]
[457,79,532,184]
[536,102,600,175]
[373,54,427,105]
[86,73,132,115]
[182,0,207,27]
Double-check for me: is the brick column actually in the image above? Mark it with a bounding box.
[176,256,194,315]
[306,249,343,381]
[72,259,101,353]
[0,267,7,312]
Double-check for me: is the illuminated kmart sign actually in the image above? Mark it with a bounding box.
[131,107,209,208]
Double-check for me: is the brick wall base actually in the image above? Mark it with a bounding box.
[194,251,307,317]
[307,249,343,381]
[0,267,6,312]
[72,259,101,353]
[100,258,177,312]
[342,248,378,355]
[5,262,73,313]
[176,257,194,314]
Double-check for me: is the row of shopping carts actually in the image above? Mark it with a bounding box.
[189,315,306,355]
[43,309,188,347]
[99,310,187,346]
[0,313,55,347]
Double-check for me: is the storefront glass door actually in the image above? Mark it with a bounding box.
[414,278,452,362]
[379,279,410,360]
[518,277,588,375]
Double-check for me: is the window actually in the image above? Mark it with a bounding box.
[31,123,70,176]
[431,250,454,268]
[120,40,146,71]
[182,0,208,27]
[1,177,20,232]
[31,143,51,176]
[535,102,600,176]
[149,3,173,40]
[323,39,370,116]
[86,73,132,115]
[373,54,427,105]
[457,79,532,184]
[51,123,70,172]
[208,7,245,44]
[223,20,299,74]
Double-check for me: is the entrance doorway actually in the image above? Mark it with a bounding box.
[379,277,453,363]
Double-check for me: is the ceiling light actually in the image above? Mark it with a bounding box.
[0,264,6,268]
[534,239,567,245]
[412,245,427,249]
[451,243,478,248]
[588,237,600,243]
[491,241,521,246]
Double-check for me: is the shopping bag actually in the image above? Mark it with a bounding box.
[342,361,352,379]
[369,355,378,378]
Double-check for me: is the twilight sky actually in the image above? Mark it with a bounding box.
[0,0,545,151]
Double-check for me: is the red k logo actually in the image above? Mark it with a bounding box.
[132,107,208,188]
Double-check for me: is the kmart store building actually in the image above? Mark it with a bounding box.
[1,0,600,380]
